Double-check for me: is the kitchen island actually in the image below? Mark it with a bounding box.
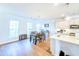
[50,34,79,56]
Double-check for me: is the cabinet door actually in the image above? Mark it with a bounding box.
[69,44,79,56]
[51,39,61,56]
[60,41,79,56]
[60,41,72,55]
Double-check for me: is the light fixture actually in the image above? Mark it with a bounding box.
[53,3,70,6]
[65,16,71,20]
[65,3,70,6]
[53,3,60,6]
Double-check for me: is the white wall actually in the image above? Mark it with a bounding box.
[0,13,28,44]
[0,4,28,44]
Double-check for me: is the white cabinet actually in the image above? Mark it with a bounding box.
[60,41,72,55]
[51,39,61,56]
[51,38,79,56]
[60,41,79,56]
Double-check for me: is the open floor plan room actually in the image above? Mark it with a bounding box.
[0,3,79,56]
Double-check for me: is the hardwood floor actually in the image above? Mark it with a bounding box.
[37,39,50,52]
[0,39,51,56]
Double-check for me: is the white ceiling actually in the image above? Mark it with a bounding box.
[0,3,79,20]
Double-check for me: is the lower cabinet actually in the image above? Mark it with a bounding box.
[51,39,79,56]
[60,41,79,56]
[60,41,72,56]
[51,39,61,56]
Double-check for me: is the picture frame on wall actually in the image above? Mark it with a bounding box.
[70,25,79,29]
[44,24,49,27]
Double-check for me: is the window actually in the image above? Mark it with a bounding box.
[9,20,19,38]
[26,23,33,37]
[36,24,41,32]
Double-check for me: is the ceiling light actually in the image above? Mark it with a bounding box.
[65,16,71,20]
[53,3,60,6]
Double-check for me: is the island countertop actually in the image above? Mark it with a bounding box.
[50,34,79,45]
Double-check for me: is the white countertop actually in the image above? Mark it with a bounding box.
[50,34,79,45]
